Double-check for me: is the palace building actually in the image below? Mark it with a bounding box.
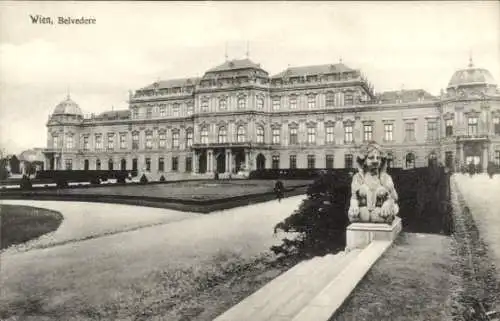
[43,57,500,178]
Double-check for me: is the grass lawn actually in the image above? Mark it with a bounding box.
[24,179,312,200]
[0,204,63,250]
[333,233,460,321]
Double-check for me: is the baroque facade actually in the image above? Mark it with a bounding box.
[43,57,500,177]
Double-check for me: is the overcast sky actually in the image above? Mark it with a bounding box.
[0,1,499,154]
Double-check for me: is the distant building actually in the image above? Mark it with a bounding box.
[18,148,45,174]
[43,57,500,177]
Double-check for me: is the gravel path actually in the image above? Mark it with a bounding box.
[453,174,500,275]
[0,195,305,320]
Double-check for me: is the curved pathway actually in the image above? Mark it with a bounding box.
[0,195,305,320]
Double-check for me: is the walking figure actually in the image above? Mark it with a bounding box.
[274,179,284,202]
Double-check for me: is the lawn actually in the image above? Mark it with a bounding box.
[333,233,460,321]
[23,179,312,200]
[0,204,63,250]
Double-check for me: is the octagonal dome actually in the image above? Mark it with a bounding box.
[52,95,83,116]
[447,58,496,88]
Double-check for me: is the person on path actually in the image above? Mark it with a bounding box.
[274,179,284,202]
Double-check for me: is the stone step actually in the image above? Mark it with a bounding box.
[269,250,362,320]
[214,250,362,321]
[291,241,391,321]
[213,257,323,321]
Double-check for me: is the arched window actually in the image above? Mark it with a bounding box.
[256,126,264,143]
[218,126,227,143]
[405,153,416,169]
[200,126,209,144]
[386,152,394,169]
[237,126,246,143]
[256,96,264,109]
[108,159,114,171]
[186,129,193,147]
[96,159,101,170]
[219,97,227,110]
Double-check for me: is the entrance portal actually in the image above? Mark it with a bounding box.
[256,153,266,170]
[216,152,226,173]
[198,151,207,173]
[234,150,245,172]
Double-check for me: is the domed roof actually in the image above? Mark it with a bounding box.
[53,95,83,116]
[447,58,496,88]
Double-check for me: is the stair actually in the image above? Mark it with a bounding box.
[214,249,362,321]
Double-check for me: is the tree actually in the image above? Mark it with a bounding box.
[271,171,350,259]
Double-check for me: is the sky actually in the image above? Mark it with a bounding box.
[0,1,499,154]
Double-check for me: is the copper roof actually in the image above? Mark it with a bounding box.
[142,78,201,90]
[272,63,355,78]
[377,89,436,103]
[205,58,266,73]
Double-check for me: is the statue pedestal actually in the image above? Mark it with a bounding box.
[346,217,402,251]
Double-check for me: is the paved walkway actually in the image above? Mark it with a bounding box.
[0,195,305,320]
[454,174,500,275]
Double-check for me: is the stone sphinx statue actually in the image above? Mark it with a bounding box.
[348,142,399,224]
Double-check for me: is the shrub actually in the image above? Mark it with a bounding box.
[159,175,166,182]
[140,174,148,184]
[271,171,349,259]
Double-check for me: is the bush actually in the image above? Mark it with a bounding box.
[271,171,349,259]
[140,174,148,184]
[159,175,166,182]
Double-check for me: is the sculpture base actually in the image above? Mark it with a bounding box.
[346,217,402,251]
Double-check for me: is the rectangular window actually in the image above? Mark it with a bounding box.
[96,159,101,170]
[185,157,192,172]
[344,154,353,169]
[256,97,264,109]
[201,99,209,112]
[132,108,139,119]
[307,155,315,169]
[308,95,316,108]
[159,131,166,148]
[95,135,103,150]
[272,128,280,145]
[289,96,297,109]
[107,134,115,150]
[272,98,280,111]
[344,92,353,106]
[145,132,153,149]
[468,117,478,136]
[83,136,89,151]
[120,134,127,149]
[172,132,179,149]
[405,122,415,141]
[172,156,179,171]
[307,127,316,144]
[445,119,454,137]
[145,158,151,171]
[289,155,297,169]
[132,132,139,150]
[53,135,59,149]
[65,159,72,170]
[201,128,208,144]
[326,125,334,144]
[187,103,193,116]
[326,93,334,108]
[326,155,334,169]
[186,131,193,148]
[495,151,500,166]
[344,124,353,144]
[272,155,280,169]
[363,124,373,142]
[289,128,298,145]
[66,135,73,149]
[173,103,180,116]
[146,107,152,119]
[493,117,500,135]
[383,123,393,142]
[158,157,164,172]
[257,127,264,143]
[427,121,438,140]
[160,105,166,117]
